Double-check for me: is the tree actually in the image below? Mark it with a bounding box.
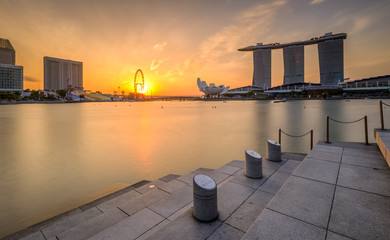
[56,89,68,98]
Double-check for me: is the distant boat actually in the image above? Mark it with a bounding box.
[273,99,286,103]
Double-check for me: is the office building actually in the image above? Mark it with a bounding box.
[44,57,83,91]
[0,38,15,65]
[0,64,23,91]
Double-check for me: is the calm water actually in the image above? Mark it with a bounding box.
[0,99,388,236]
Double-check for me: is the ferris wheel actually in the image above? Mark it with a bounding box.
[134,69,144,94]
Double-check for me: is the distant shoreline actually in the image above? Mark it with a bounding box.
[1,96,389,105]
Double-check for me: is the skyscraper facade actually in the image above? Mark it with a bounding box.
[318,38,344,86]
[44,57,83,91]
[283,45,304,85]
[0,38,15,65]
[252,49,271,89]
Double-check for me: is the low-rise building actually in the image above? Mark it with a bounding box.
[0,64,23,91]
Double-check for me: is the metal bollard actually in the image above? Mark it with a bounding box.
[267,140,281,162]
[245,150,263,178]
[193,174,218,221]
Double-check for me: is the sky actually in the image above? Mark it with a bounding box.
[1,0,390,96]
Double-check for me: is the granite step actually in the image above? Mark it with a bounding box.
[41,207,102,239]
[56,207,128,240]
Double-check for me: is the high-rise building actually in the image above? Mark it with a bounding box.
[239,33,347,87]
[318,38,344,86]
[0,38,15,65]
[44,57,83,91]
[252,48,271,89]
[0,38,22,92]
[283,45,304,85]
[0,64,23,91]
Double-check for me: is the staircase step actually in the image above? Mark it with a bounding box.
[118,188,169,216]
[56,207,127,240]
[96,190,141,212]
[42,207,102,239]
[88,208,164,240]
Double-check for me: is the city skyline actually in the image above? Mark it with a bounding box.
[1,0,390,95]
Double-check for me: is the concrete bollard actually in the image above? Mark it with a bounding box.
[245,150,263,178]
[193,174,218,221]
[267,140,281,162]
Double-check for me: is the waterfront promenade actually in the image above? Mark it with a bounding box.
[5,134,390,239]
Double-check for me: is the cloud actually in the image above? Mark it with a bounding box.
[24,76,41,82]
[197,1,286,62]
[310,0,325,5]
[153,42,167,51]
[150,58,169,71]
[351,17,372,34]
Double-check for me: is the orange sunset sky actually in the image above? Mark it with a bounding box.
[1,0,390,96]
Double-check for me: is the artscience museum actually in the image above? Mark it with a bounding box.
[197,78,229,97]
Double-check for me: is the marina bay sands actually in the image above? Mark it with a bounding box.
[238,32,347,89]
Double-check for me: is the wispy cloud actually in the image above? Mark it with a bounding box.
[351,16,372,34]
[24,76,40,82]
[197,1,286,62]
[153,42,167,51]
[310,0,326,5]
[150,58,169,71]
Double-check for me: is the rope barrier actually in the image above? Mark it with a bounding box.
[328,116,365,124]
[382,101,390,107]
[281,129,312,138]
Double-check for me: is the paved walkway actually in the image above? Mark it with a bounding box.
[5,138,390,240]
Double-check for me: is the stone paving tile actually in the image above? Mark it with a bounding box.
[147,210,221,240]
[343,147,383,159]
[19,231,46,240]
[42,207,102,239]
[225,190,274,232]
[176,172,196,187]
[157,179,187,193]
[216,164,241,175]
[80,186,135,211]
[242,209,326,240]
[281,152,306,161]
[341,154,388,169]
[277,160,301,173]
[167,202,192,221]
[118,188,169,216]
[312,144,343,154]
[230,168,275,189]
[306,151,342,163]
[258,171,291,194]
[148,186,193,218]
[96,190,141,212]
[57,208,127,240]
[217,175,235,189]
[159,174,180,183]
[135,180,167,194]
[88,208,164,240]
[217,181,255,221]
[136,220,170,240]
[207,223,244,240]
[226,160,244,169]
[328,186,390,240]
[262,159,287,170]
[326,231,353,240]
[293,158,340,184]
[266,176,335,229]
[191,168,230,184]
[338,164,390,196]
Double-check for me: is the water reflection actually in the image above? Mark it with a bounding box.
[0,99,388,237]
